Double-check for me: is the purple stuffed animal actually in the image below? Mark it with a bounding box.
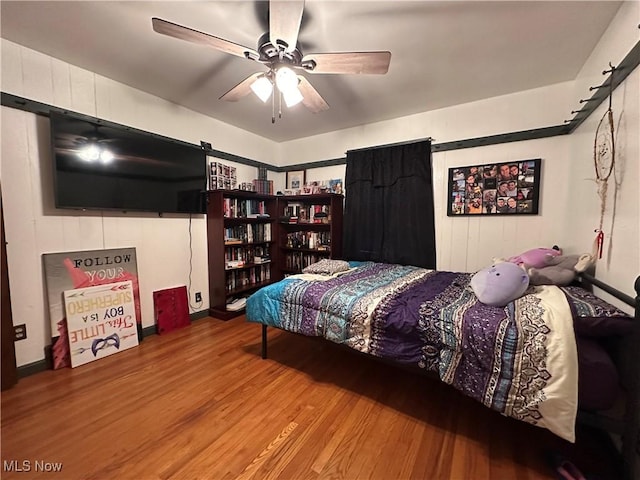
[507,246,562,269]
[470,262,530,307]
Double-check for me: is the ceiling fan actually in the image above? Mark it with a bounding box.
[151,0,391,122]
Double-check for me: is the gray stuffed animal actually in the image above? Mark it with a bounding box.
[528,253,593,286]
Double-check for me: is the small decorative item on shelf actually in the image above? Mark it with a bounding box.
[209,160,237,190]
[300,181,323,195]
[328,179,343,194]
[286,170,306,190]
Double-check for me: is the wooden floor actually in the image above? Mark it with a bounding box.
[1,316,621,480]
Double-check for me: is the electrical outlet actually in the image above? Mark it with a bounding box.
[14,324,27,341]
[195,292,202,303]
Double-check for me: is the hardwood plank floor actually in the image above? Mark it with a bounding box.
[1,316,621,480]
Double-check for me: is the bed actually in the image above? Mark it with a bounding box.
[245,260,639,479]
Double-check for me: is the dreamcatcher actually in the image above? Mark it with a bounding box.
[592,64,616,260]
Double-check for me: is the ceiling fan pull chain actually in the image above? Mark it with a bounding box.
[277,50,284,123]
[272,87,276,124]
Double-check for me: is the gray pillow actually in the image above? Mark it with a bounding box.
[302,259,350,275]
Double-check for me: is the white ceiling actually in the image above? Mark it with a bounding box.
[1,1,622,143]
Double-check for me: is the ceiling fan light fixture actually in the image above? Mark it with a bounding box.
[275,66,298,94]
[250,75,273,103]
[282,86,303,107]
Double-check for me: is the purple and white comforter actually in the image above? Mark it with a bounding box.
[246,261,578,441]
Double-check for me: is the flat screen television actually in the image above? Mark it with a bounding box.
[49,111,207,214]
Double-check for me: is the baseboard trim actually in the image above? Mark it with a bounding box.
[16,310,211,379]
[17,359,50,378]
[190,309,210,321]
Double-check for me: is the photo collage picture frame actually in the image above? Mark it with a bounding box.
[447,158,541,216]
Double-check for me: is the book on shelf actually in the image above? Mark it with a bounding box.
[224,224,271,243]
[223,198,268,218]
[285,231,331,249]
[226,260,245,269]
[282,202,331,224]
[225,264,271,292]
[252,179,273,195]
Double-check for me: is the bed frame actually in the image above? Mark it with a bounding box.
[574,272,640,480]
[259,273,640,480]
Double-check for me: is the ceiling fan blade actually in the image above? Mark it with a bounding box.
[219,72,263,102]
[152,18,259,60]
[302,52,391,74]
[269,0,305,53]
[297,76,329,113]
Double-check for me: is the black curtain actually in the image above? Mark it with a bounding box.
[343,140,436,268]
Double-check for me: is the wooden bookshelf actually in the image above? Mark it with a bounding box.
[275,194,343,276]
[206,190,277,320]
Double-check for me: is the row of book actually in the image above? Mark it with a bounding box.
[283,252,327,272]
[224,245,270,269]
[252,179,274,195]
[223,198,269,218]
[283,203,331,223]
[225,265,271,292]
[224,224,272,244]
[285,231,331,250]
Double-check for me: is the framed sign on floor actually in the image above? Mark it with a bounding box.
[64,280,139,367]
[43,247,142,369]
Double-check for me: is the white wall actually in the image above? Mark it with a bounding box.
[1,0,638,368]
[1,39,278,367]
[278,81,576,272]
[276,80,574,166]
[563,2,639,308]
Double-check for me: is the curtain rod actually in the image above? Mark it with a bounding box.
[345,137,434,155]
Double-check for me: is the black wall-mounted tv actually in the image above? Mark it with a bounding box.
[49,111,207,214]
